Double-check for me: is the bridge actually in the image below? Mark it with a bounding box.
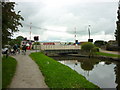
[44,49,82,55]
[34,45,81,55]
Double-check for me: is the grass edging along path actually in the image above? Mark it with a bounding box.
[2,56,17,88]
[30,52,100,88]
[96,52,120,58]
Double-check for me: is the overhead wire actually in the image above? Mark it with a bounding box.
[22,22,69,33]
[22,22,87,34]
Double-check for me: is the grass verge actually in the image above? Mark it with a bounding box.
[96,52,120,58]
[30,52,100,88]
[2,56,17,88]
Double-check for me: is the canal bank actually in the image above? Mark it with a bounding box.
[30,52,100,88]
[66,54,120,62]
[50,55,120,89]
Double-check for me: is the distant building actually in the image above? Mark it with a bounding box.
[79,42,88,45]
[40,42,61,45]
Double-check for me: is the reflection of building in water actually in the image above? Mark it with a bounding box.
[114,62,120,90]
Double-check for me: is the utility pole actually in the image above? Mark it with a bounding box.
[30,22,32,40]
[74,27,77,42]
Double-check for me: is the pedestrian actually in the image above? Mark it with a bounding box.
[17,45,20,54]
[22,45,26,55]
[13,44,17,54]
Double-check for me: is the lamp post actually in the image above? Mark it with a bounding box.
[88,25,91,39]
[88,25,93,42]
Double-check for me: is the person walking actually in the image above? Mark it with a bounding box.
[22,45,26,55]
[13,44,18,54]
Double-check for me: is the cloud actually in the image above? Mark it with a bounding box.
[13,1,118,42]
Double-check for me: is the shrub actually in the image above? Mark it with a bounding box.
[92,47,99,52]
[94,40,107,47]
[81,42,95,52]
[33,42,40,45]
[106,44,119,51]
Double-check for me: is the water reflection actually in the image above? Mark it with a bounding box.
[114,62,120,90]
[51,56,119,89]
[80,58,97,71]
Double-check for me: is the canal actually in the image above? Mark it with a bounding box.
[51,56,120,89]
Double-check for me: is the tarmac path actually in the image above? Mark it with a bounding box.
[9,50,48,88]
[100,49,120,55]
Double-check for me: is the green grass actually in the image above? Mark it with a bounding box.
[96,52,120,58]
[30,52,100,88]
[2,56,17,88]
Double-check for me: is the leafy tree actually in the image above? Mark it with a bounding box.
[8,36,24,46]
[16,36,24,41]
[115,22,120,46]
[115,3,120,47]
[81,42,95,52]
[81,42,99,57]
[2,2,24,46]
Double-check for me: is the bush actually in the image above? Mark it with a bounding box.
[106,44,119,51]
[33,42,40,45]
[94,40,107,47]
[92,47,99,52]
[81,42,95,52]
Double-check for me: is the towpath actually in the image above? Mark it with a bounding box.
[100,49,120,55]
[9,50,48,88]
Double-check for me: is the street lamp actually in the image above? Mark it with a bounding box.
[88,25,91,39]
[88,25,93,42]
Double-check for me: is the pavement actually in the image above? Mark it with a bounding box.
[9,50,48,88]
[100,49,120,55]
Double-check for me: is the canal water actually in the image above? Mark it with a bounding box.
[51,56,120,89]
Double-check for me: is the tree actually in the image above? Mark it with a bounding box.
[81,42,95,52]
[9,36,24,46]
[16,36,24,41]
[115,22,120,46]
[115,2,120,47]
[81,42,99,57]
[2,2,24,46]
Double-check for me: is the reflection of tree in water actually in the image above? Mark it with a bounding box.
[114,62,120,90]
[80,59,99,71]
[105,61,112,65]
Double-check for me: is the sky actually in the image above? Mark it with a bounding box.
[11,0,119,42]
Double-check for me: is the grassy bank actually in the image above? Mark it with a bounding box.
[96,52,120,58]
[2,56,17,88]
[30,52,100,88]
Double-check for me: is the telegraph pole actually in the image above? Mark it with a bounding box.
[74,27,77,42]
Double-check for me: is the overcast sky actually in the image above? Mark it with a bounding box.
[11,0,119,42]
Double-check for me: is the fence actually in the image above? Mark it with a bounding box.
[33,45,81,50]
